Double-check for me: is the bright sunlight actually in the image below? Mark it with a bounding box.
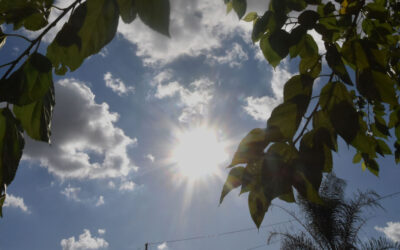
[171,126,228,180]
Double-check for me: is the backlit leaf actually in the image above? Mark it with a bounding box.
[220,167,245,204]
[232,0,247,19]
[117,0,137,23]
[137,0,170,36]
[248,190,271,228]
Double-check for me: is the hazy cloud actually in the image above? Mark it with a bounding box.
[243,62,292,121]
[206,43,248,68]
[61,185,81,202]
[104,72,134,96]
[61,229,108,250]
[3,194,30,214]
[375,222,400,242]
[23,79,138,180]
[119,181,136,191]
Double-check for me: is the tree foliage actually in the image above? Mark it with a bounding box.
[221,0,400,228]
[0,0,171,216]
[268,173,400,250]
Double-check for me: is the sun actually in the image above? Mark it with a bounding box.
[171,126,228,180]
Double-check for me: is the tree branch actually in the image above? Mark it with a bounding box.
[1,0,82,80]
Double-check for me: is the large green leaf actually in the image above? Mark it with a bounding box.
[232,0,247,19]
[13,83,55,143]
[0,53,53,106]
[117,0,137,23]
[47,0,119,74]
[325,43,353,86]
[266,102,300,142]
[136,0,170,36]
[248,190,271,228]
[260,34,282,67]
[230,128,267,166]
[0,0,51,31]
[220,167,245,204]
[251,11,272,42]
[0,108,25,194]
[358,69,397,105]
[298,10,319,30]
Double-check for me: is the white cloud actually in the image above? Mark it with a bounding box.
[3,194,30,214]
[97,229,106,235]
[103,72,134,96]
[155,81,182,99]
[157,242,168,250]
[23,78,138,180]
[154,78,214,123]
[243,62,292,121]
[375,222,400,242]
[206,43,248,68]
[95,196,105,207]
[119,181,135,191]
[61,229,109,250]
[61,185,81,202]
[117,0,254,65]
[145,154,155,162]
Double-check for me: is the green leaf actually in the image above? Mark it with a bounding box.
[267,102,301,142]
[358,69,397,105]
[248,190,271,228]
[376,139,392,156]
[117,0,137,23]
[269,29,290,59]
[260,30,290,67]
[0,53,53,106]
[325,43,353,85]
[137,0,170,36]
[0,108,25,194]
[329,101,360,144]
[362,158,380,176]
[283,74,313,105]
[13,83,55,143]
[232,0,247,19]
[47,0,119,73]
[230,128,267,167]
[299,55,321,78]
[293,172,323,204]
[251,11,272,42]
[220,167,245,204]
[23,11,48,31]
[341,39,369,70]
[243,12,257,22]
[279,190,295,203]
[260,34,281,67]
[286,0,307,11]
[298,10,320,30]
[319,82,352,111]
[0,193,5,217]
[353,152,362,163]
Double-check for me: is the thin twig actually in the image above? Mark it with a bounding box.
[3,33,32,42]
[1,0,82,80]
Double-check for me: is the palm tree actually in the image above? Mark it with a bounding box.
[268,173,400,250]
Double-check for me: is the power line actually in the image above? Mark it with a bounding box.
[148,220,294,246]
[141,190,400,249]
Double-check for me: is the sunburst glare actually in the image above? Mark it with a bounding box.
[171,125,228,181]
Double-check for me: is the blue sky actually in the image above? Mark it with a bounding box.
[1,1,400,249]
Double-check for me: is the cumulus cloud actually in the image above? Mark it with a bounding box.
[243,61,292,121]
[206,43,248,68]
[119,181,136,191]
[3,194,30,214]
[154,77,214,123]
[145,154,155,162]
[117,0,254,65]
[95,196,105,207]
[157,242,168,250]
[61,185,81,202]
[98,229,106,235]
[104,72,134,96]
[23,78,138,180]
[61,229,108,250]
[375,222,400,242]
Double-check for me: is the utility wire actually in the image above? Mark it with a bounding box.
[141,190,400,249]
[148,220,294,246]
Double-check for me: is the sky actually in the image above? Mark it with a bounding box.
[1,1,400,250]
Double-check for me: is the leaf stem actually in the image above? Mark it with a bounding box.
[0,0,82,80]
[3,33,32,42]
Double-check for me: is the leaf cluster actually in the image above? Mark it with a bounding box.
[221,0,400,228]
[0,0,171,216]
